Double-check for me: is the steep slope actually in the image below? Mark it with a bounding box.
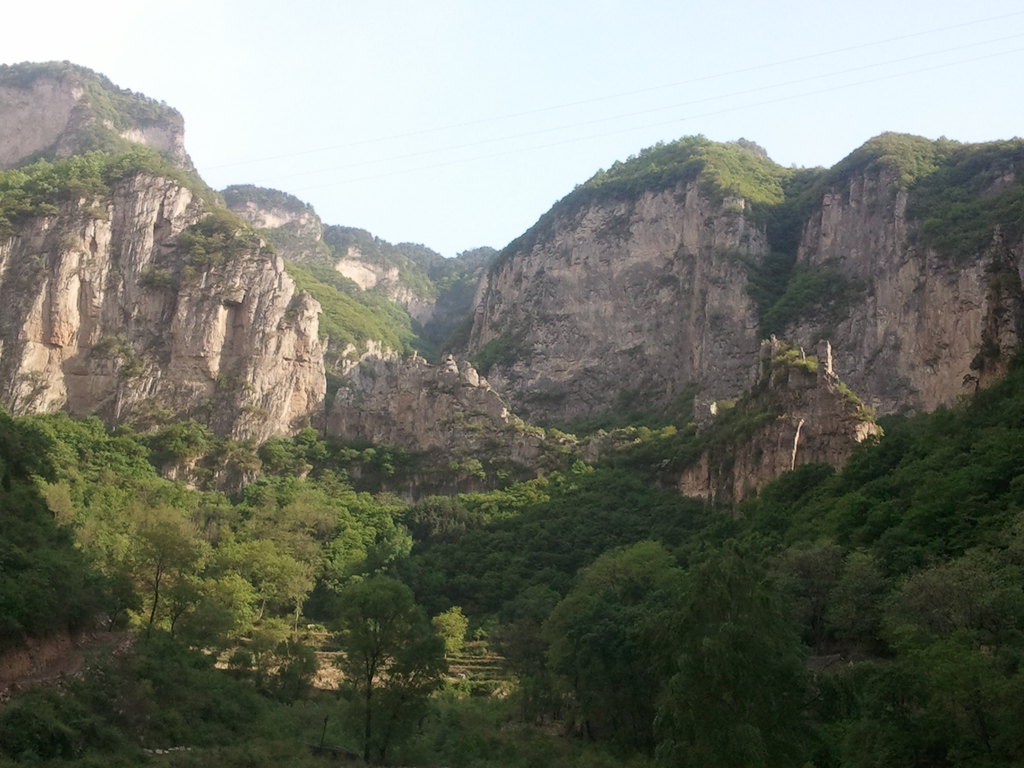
[0,155,325,441]
[0,62,192,171]
[470,133,1024,425]
[222,184,327,262]
[225,184,494,363]
[781,134,1024,415]
[467,137,781,424]
[326,353,551,476]
[677,339,880,503]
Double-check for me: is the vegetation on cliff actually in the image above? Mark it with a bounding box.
[222,184,314,216]
[0,61,191,173]
[0,147,210,239]
[284,260,420,367]
[495,135,792,270]
[4,63,1024,765]
[819,132,1024,260]
[4,354,1023,765]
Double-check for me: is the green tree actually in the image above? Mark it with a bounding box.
[335,576,446,763]
[544,541,684,751]
[432,605,469,655]
[826,550,889,651]
[779,540,843,652]
[132,505,208,638]
[655,544,809,768]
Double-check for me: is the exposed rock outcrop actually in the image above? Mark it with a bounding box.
[333,245,436,325]
[223,185,328,263]
[327,353,545,467]
[468,181,767,424]
[0,62,192,171]
[469,135,1024,425]
[0,174,325,441]
[677,340,880,503]
[786,158,1024,415]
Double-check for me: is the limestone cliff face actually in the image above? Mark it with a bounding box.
[0,63,192,170]
[468,181,767,423]
[677,340,880,503]
[326,353,544,466]
[333,246,435,325]
[223,185,327,263]
[225,189,442,326]
[787,163,1024,415]
[0,175,325,441]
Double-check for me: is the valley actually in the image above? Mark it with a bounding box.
[1,61,1023,767]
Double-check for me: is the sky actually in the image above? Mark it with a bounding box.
[4,0,1024,256]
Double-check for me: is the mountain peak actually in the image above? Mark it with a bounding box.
[0,61,192,171]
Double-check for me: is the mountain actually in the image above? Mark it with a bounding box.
[0,61,192,171]
[0,61,1020,502]
[0,157,324,441]
[4,62,1024,768]
[0,66,324,440]
[465,134,1024,427]
[782,134,1024,415]
[223,184,495,364]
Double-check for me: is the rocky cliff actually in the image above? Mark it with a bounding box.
[677,339,880,503]
[468,193,765,428]
[327,352,547,468]
[0,62,192,171]
[222,184,327,263]
[0,171,325,441]
[467,141,773,425]
[225,185,494,362]
[469,134,1024,425]
[782,136,1024,415]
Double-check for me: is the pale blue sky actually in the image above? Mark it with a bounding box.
[5,1,1024,255]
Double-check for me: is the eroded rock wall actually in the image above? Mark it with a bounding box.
[678,340,880,503]
[327,353,544,465]
[0,66,191,170]
[0,174,325,441]
[787,166,1024,415]
[468,182,768,424]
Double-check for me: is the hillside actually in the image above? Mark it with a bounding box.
[2,60,1024,768]
[224,184,496,364]
[1,354,1022,765]
[0,61,192,171]
[467,133,1024,426]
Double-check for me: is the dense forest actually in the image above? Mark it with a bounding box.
[2,62,1024,766]
[2,354,1023,766]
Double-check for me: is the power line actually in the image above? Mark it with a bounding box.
[246,34,1024,187]
[206,10,1024,171]
[288,44,1024,195]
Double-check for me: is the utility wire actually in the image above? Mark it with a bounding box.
[206,10,1024,171]
[288,44,1024,194]
[245,33,1024,187]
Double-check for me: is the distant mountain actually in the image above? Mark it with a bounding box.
[0,61,192,171]
[223,184,496,364]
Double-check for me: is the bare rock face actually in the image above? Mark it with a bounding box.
[327,353,545,465]
[0,63,192,171]
[333,245,436,325]
[786,162,1024,416]
[0,174,325,441]
[223,185,327,263]
[468,181,767,424]
[678,340,880,503]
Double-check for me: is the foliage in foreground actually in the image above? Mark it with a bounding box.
[4,358,1024,766]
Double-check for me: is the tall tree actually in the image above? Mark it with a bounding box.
[655,543,809,768]
[335,576,445,763]
[544,541,683,751]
